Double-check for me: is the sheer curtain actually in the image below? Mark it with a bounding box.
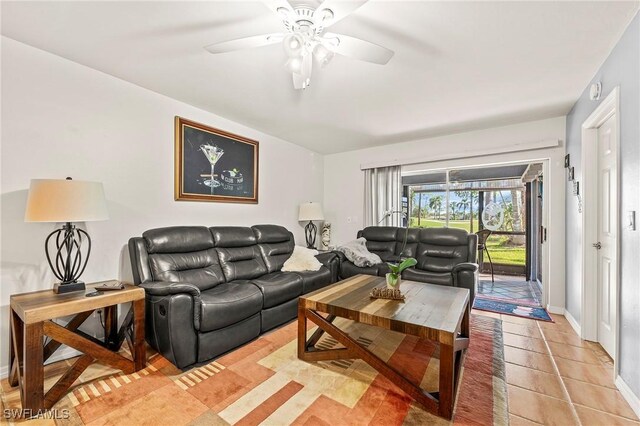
[364,165,402,227]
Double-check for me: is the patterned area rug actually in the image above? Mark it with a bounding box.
[1,314,507,425]
[473,296,553,322]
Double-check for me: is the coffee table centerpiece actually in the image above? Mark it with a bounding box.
[385,257,417,289]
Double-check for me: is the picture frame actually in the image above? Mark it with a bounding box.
[568,166,574,181]
[174,117,259,203]
[564,154,570,168]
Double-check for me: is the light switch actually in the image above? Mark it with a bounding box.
[628,211,636,230]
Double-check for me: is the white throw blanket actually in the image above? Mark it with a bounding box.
[336,238,382,267]
[282,246,323,272]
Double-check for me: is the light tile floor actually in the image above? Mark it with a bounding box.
[475,309,639,425]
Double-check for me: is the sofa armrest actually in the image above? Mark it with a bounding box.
[316,252,340,283]
[139,281,201,297]
[315,252,337,268]
[139,281,202,330]
[452,262,478,274]
[452,263,478,302]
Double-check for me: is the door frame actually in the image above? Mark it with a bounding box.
[580,86,620,370]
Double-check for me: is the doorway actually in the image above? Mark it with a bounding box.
[402,161,546,307]
[581,87,620,362]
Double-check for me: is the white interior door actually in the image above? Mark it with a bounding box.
[596,113,617,358]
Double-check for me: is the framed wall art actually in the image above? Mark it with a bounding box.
[174,117,259,203]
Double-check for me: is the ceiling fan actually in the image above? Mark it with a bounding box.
[204,0,394,90]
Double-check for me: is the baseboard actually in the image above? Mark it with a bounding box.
[546,305,564,315]
[564,309,581,336]
[0,347,82,379]
[616,375,640,418]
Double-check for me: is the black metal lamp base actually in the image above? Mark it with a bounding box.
[304,221,318,249]
[53,281,86,294]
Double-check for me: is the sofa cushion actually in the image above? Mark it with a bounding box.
[211,226,268,281]
[210,226,257,247]
[251,272,303,308]
[396,228,420,258]
[359,226,398,259]
[147,249,225,291]
[200,281,263,332]
[143,226,224,291]
[415,228,471,273]
[339,260,381,279]
[144,226,214,253]
[253,225,295,273]
[296,266,333,293]
[402,268,454,286]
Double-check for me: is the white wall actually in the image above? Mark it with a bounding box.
[324,117,566,309]
[0,37,323,373]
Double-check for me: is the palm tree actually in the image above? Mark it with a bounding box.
[456,191,470,221]
[429,195,443,221]
[450,201,459,220]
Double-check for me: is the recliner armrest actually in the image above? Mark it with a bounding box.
[315,252,338,268]
[452,262,478,273]
[452,263,478,302]
[315,252,340,283]
[139,281,202,330]
[139,281,201,298]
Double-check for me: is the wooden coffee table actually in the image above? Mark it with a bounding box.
[297,274,470,419]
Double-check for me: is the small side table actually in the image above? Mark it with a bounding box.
[8,281,146,414]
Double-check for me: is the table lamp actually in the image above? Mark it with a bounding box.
[24,177,109,294]
[298,202,324,248]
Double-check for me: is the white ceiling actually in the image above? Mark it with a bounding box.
[2,1,638,154]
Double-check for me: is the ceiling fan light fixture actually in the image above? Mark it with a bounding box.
[283,33,305,57]
[313,43,334,66]
[285,57,303,73]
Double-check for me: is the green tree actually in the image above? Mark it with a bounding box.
[429,195,443,220]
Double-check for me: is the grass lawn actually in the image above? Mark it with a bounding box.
[408,218,525,266]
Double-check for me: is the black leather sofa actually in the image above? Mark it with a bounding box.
[128,224,338,369]
[337,226,479,301]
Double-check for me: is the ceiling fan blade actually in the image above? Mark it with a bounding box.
[263,0,296,26]
[324,32,394,65]
[313,0,369,28]
[204,33,284,54]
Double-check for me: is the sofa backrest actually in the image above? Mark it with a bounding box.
[138,226,225,291]
[396,228,420,258]
[210,226,268,281]
[252,225,295,273]
[357,227,398,261]
[414,228,476,272]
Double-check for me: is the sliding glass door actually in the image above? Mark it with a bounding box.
[403,164,531,275]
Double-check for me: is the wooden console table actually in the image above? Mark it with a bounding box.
[8,281,146,414]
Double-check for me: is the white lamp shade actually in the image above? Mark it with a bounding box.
[298,202,324,221]
[25,179,109,223]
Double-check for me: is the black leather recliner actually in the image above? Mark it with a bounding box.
[128,224,338,369]
[337,226,478,301]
